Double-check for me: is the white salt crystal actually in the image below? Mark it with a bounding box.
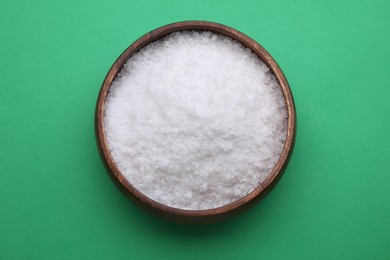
[104,31,287,210]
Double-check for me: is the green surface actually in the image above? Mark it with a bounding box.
[1,0,389,259]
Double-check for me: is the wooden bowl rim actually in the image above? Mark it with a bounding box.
[95,20,296,224]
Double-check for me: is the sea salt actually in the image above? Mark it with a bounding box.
[104,31,287,210]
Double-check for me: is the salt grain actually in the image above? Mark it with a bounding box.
[104,31,287,210]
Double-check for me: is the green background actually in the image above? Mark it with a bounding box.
[1,0,389,259]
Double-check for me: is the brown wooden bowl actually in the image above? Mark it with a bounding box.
[95,21,296,224]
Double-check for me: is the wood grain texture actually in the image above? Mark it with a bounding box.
[95,21,296,224]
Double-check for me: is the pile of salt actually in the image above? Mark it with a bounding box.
[104,31,287,210]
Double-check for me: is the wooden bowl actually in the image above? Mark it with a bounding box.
[95,21,296,224]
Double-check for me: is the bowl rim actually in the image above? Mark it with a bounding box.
[95,20,296,224]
